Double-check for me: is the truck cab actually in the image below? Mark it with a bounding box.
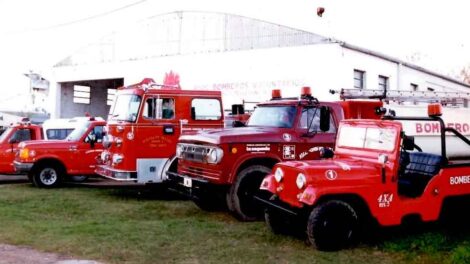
[259,103,470,250]
[14,117,106,187]
[168,87,383,221]
[95,78,224,184]
[0,120,43,174]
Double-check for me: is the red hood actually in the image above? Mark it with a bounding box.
[179,127,292,145]
[280,158,381,184]
[20,140,74,149]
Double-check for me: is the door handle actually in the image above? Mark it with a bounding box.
[69,146,78,151]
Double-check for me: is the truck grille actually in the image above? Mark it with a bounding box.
[179,144,211,163]
[179,164,222,180]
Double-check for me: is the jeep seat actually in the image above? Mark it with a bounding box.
[398,152,443,197]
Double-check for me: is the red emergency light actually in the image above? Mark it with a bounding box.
[140,78,156,85]
[301,86,312,97]
[428,103,443,117]
[272,89,282,99]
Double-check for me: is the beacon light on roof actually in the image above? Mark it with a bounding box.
[301,86,312,97]
[272,89,282,100]
[428,103,443,117]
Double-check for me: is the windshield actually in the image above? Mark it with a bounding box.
[0,127,12,143]
[109,94,141,122]
[66,122,90,141]
[247,106,296,128]
[337,125,397,151]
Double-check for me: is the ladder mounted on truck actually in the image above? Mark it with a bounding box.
[330,88,470,107]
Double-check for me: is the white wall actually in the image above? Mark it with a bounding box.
[52,43,470,115]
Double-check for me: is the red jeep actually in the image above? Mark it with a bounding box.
[168,87,383,220]
[14,117,106,187]
[258,104,470,250]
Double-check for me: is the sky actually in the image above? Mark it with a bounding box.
[0,0,469,109]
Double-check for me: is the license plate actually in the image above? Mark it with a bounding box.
[183,177,192,188]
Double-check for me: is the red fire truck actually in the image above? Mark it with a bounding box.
[167,87,384,221]
[14,117,106,187]
[258,103,470,251]
[95,78,224,184]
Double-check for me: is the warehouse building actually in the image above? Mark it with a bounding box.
[50,11,470,118]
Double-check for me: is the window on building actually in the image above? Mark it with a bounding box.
[410,83,418,91]
[427,87,435,92]
[354,70,365,89]
[191,98,222,120]
[378,75,388,91]
[73,85,91,104]
[143,97,175,120]
[107,89,117,106]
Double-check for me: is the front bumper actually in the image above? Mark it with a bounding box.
[13,161,34,173]
[166,171,226,199]
[95,165,137,181]
[254,194,306,217]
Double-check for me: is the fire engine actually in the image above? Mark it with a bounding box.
[167,87,384,221]
[259,98,470,250]
[14,117,106,187]
[95,78,224,184]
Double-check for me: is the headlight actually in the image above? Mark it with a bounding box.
[206,147,223,164]
[102,135,113,148]
[101,151,110,162]
[296,173,307,189]
[176,144,184,158]
[112,154,123,164]
[127,131,134,140]
[274,167,284,182]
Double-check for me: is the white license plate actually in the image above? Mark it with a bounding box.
[183,177,192,188]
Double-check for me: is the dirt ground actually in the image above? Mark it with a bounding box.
[0,244,102,264]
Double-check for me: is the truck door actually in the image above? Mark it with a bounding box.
[0,128,32,173]
[293,107,337,161]
[74,125,105,174]
[137,97,179,183]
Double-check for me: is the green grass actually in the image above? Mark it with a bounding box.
[0,184,468,264]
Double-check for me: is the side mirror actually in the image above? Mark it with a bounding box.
[85,133,97,148]
[319,106,331,132]
[231,104,245,115]
[232,120,246,127]
[378,154,388,167]
[191,107,196,120]
[320,147,334,158]
[8,137,19,144]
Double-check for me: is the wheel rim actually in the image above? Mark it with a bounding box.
[39,168,58,185]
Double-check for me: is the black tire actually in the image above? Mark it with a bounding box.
[307,200,359,251]
[32,163,64,188]
[265,208,289,235]
[194,192,224,211]
[227,165,271,221]
[69,175,89,183]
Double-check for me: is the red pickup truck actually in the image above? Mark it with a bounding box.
[14,117,106,187]
[0,121,43,174]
